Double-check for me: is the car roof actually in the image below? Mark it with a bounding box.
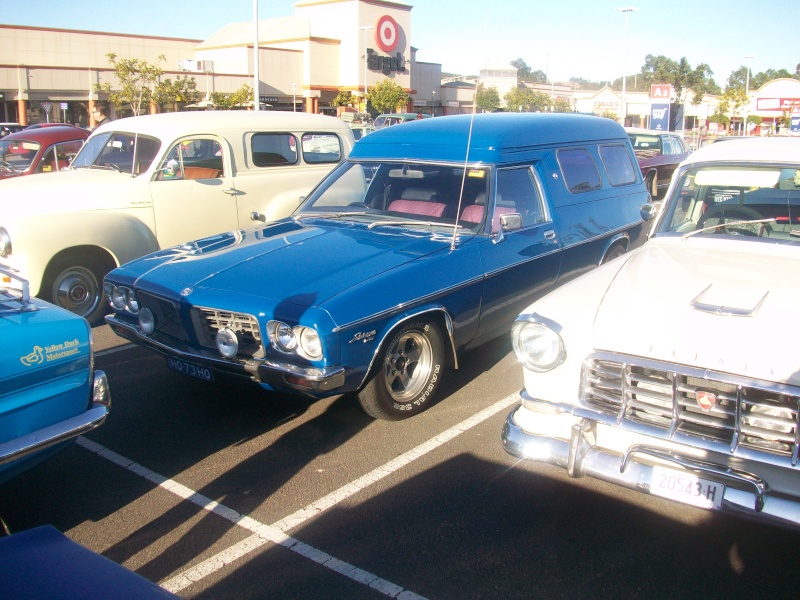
[95,110,354,139]
[0,125,88,143]
[625,127,676,136]
[351,112,628,164]
[681,137,800,167]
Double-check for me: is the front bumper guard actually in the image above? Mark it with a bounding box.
[0,371,110,466]
[502,399,800,530]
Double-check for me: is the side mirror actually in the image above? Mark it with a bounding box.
[160,158,181,179]
[492,213,523,244]
[641,202,660,221]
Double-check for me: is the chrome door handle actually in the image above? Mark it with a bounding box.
[544,229,556,240]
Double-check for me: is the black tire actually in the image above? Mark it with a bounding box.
[356,319,445,420]
[43,255,110,325]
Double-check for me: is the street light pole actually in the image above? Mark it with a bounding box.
[743,55,754,136]
[359,25,374,110]
[253,0,260,111]
[616,7,638,126]
[432,90,436,116]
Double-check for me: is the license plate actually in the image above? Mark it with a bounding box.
[165,356,213,382]
[651,466,724,510]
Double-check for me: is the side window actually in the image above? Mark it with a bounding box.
[557,148,602,194]
[56,140,84,167]
[599,144,637,186]
[496,167,547,231]
[252,133,298,166]
[302,133,342,164]
[670,136,686,153]
[158,137,224,180]
[36,146,57,173]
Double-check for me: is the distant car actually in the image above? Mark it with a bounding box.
[349,123,375,140]
[0,265,110,484]
[104,113,651,421]
[0,125,88,180]
[503,137,800,530]
[373,113,429,128]
[0,111,355,324]
[0,123,25,138]
[626,128,689,198]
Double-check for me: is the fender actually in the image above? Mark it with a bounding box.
[598,232,630,265]
[355,306,458,391]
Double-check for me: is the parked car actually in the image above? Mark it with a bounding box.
[349,123,375,141]
[0,525,178,599]
[626,127,689,198]
[373,113,429,128]
[0,111,355,324]
[0,265,110,484]
[0,123,25,138]
[502,137,800,529]
[103,113,652,421]
[0,125,88,180]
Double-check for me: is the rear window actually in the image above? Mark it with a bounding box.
[599,144,637,186]
[557,148,602,193]
[252,133,298,166]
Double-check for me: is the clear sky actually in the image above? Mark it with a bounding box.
[2,0,796,87]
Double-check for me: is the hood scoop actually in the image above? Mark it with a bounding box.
[690,283,769,317]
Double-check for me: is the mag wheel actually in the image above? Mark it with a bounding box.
[357,319,445,421]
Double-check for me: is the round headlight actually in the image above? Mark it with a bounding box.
[215,328,239,359]
[276,322,297,352]
[297,327,322,360]
[138,307,155,334]
[110,286,126,310]
[125,288,139,313]
[103,283,115,307]
[512,320,565,372]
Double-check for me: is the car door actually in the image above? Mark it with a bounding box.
[149,136,238,249]
[472,165,562,345]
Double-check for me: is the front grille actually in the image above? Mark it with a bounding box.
[582,355,800,463]
[137,291,187,341]
[192,307,264,359]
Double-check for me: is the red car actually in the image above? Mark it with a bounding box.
[626,128,689,199]
[0,125,88,180]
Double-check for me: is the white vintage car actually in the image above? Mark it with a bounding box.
[0,111,354,323]
[502,137,800,528]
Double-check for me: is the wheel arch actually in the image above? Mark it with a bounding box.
[41,245,119,292]
[598,233,630,265]
[356,307,458,391]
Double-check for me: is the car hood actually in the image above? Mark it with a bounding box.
[0,169,141,218]
[592,237,799,385]
[126,218,456,309]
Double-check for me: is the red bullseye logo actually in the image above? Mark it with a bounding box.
[375,15,399,53]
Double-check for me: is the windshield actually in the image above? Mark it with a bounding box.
[297,161,491,234]
[653,164,800,243]
[71,131,161,175]
[0,139,40,173]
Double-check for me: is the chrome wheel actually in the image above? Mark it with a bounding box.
[381,330,434,402]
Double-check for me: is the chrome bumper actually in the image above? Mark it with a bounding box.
[106,315,345,394]
[0,370,111,466]
[502,399,800,530]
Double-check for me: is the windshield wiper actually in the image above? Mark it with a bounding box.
[368,220,463,231]
[294,211,368,222]
[682,217,776,239]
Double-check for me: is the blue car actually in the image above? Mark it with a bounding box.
[1,266,110,483]
[104,113,652,420]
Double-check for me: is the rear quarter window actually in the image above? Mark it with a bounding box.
[302,133,343,164]
[599,144,637,186]
[252,133,298,167]
[557,148,602,193]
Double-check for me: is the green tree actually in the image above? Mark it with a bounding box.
[510,58,532,82]
[367,79,410,114]
[475,84,500,112]
[152,75,200,112]
[95,53,167,116]
[333,89,355,108]
[720,86,749,122]
[553,98,572,113]
[209,84,254,109]
[504,86,551,112]
[637,54,720,101]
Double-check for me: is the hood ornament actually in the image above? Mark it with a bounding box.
[181,287,193,297]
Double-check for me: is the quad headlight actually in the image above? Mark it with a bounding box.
[104,283,139,314]
[268,320,323,360]
[512,319,565,372]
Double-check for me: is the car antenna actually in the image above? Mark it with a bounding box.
[450,82,479,251]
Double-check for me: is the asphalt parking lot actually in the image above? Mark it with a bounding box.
[2,325,800,599]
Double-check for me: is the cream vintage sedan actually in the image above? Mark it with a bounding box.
[503,137,800,529]
[0,111,354,323]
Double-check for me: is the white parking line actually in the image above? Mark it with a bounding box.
[77,393,519,598]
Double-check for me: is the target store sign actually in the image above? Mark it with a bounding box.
[375,15,399,53]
